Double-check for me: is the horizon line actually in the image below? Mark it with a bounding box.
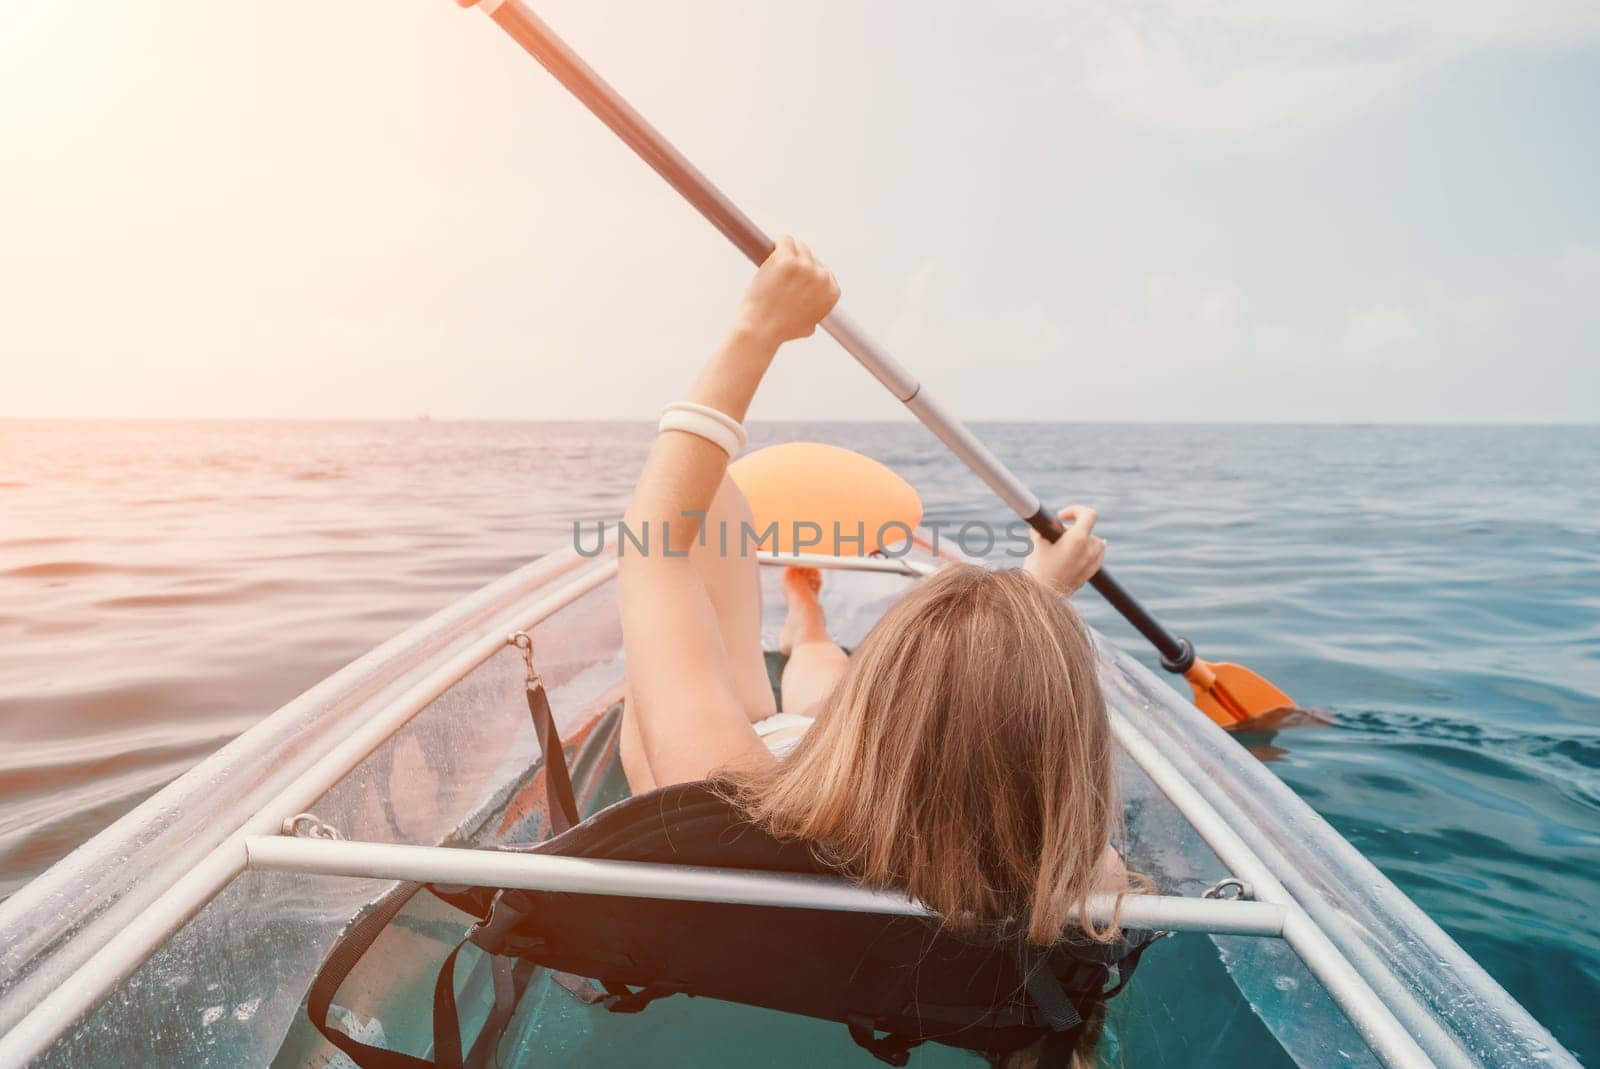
[2,416,1597,429]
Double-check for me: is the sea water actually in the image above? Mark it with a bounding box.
[0,419,1595,1061]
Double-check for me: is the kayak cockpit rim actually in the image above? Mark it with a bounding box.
[0,545,1471,1069]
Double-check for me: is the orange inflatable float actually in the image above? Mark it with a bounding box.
[728,443,922,557]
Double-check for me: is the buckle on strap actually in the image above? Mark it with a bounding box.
[467,893,528,957]
[1023,958,1083,1033]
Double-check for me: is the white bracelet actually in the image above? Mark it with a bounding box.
[665,401,747,446]
[658,401,747,458]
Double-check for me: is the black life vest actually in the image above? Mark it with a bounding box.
[307,780,1159,1069]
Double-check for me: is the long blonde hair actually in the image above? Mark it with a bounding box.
[723,563,1124,945]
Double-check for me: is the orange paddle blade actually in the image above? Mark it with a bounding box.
[1184,659,1296,727]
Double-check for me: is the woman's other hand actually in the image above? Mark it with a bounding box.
[1022,506,1106,597]
[735,235,841,347]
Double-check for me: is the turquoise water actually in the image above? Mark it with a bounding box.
[915,422,1600,1064]
[266,744,1306,1069]
[1,420,1596,1061]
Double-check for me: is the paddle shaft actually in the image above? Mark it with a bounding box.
[474,0,1195,671]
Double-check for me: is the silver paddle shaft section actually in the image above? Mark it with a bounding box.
[479,0,1043,524]
[824,311,1043,519]
[475,0,1213,668]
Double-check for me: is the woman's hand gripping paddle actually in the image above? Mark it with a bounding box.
[1029,509,1295,726]
[460,0,1297,727]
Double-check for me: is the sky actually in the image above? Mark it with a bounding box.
[2,0,1597,423]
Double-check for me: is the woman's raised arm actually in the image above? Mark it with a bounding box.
[619,237,839,788]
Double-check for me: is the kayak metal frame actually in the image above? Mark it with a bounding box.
[1110,698,1478,1068]
[1107,714,1440,1068]
[0,546,1563,1069]
[242,836,1288,938]
[0,560,619,1068]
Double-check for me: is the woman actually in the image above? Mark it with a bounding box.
[617,237,1128,977]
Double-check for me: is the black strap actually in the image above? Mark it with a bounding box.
[1021,948,1087,1069]
[431,938,528,1069]
[465,957,520,1069]
[1023,962,1083,1034]
[432,941,468,1069]
[526,679,580,834]
[845,1014,923,1067]
[1038,1028,1081,1069]
[308,881,434,1069]
[1024,953,1088,1036]
[306,669,580,1068]
[310,888,523,1069]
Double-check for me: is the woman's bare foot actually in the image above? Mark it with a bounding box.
[777,567,850,715]
[777,566,828,655]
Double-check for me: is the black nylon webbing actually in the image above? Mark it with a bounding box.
[464,957,520,1069]
[311,898,521,1069]
[1023,960,1083,1033]
[307,881,433,1069]
[303,658,580,1068]
[1021,946,1087,1069]
[1038,1027,1082,1069]
[526,680,580,834]
[431,941,468,1069]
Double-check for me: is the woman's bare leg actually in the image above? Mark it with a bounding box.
[695,475,781,721]
[777,567,849,716]
[622,475,776,793]
[620,702,656,793]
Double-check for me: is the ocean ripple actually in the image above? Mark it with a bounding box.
[0,418,1595,1059]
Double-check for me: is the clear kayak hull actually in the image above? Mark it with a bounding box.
[0,546,1577,1067]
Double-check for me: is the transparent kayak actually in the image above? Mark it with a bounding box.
[0,544,1577,1067]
